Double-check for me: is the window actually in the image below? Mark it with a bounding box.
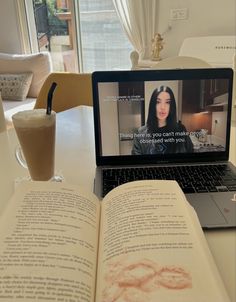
[78,0,133,71]
[26,0,133,72]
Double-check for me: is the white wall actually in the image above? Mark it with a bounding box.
[99,83,120,156]
[157,0,235,58]
[212,111,227,145]
[0,1,23,53]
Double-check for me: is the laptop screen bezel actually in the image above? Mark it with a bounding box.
[92,68,233,166]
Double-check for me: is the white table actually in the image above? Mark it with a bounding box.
[0,106,235,301]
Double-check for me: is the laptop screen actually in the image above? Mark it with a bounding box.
[92,68,233,166]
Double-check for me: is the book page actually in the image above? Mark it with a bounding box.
[96,180,230,302]
[0,182,100,302]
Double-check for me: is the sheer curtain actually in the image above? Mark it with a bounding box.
[113,0,159,59]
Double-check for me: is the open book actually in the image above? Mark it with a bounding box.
[0,180,230,302]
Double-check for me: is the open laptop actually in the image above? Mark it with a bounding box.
[92,68,236,229]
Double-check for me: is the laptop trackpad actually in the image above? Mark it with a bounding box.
[211,192,236,226]
[187,194,228,228]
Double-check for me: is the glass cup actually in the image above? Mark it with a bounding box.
[12,109,57,181]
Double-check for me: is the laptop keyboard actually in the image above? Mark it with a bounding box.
[102,164,236,197]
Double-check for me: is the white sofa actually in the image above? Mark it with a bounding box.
[0,52,52,127]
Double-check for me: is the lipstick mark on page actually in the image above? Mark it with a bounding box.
[102,257,192,302]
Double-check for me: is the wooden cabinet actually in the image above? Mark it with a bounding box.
[201,79,228,106]
[182,80,201,113]
[182,79,228,113]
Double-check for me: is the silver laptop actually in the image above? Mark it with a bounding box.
[92,68,236,229]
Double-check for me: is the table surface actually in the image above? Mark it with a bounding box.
[0,105,235,301]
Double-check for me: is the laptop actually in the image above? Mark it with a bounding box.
[92,68,236,229]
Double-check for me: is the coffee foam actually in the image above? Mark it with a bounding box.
[12,109,56,128]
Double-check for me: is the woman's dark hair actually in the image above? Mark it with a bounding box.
[146,86,177,132]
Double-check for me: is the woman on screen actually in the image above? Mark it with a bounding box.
[132,85,193,155]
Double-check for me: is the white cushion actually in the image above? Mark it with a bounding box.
[0,73,33,101]
[2,97,36,112]
[3,98,36,128]
[0,52,52,98]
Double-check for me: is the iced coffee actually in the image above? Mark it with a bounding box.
[12,109,56,181]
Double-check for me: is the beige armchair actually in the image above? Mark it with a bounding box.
[130,50,211,70]
[0,52,52,127]
[149,56,211,69]
[34,72,93,113]
[0,93,6,132]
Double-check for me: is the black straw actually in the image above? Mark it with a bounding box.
[46,82,57,115]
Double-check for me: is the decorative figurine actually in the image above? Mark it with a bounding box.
[130,50,139,69]
[151,33,164,61]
